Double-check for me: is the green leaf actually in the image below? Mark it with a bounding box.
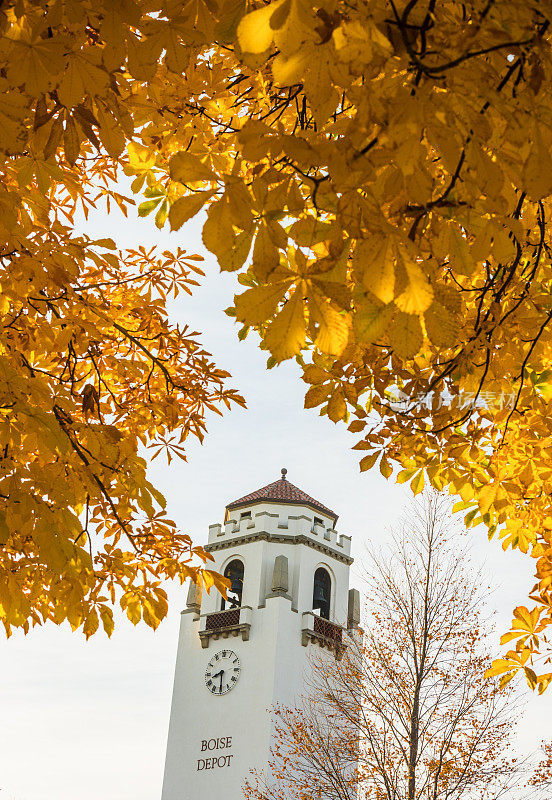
[138,197,162,217]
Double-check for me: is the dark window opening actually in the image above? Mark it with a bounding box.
[313,567,331,620]
[313,516,323,526]
[221,559,244,610]
[240,511,251,519]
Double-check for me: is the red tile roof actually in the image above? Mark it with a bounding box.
[226,469,338,523]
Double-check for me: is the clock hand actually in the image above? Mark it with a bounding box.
[219,670,224,692]
[211,670,223,680]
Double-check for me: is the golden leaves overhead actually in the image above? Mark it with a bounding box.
[0,0,247,638]
[264,287,306,361]
[3,0,552,690]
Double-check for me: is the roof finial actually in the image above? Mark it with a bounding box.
[281,467,287,480]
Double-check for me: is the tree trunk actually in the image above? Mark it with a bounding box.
[408,687,420,800]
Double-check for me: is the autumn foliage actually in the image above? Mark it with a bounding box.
[3,0,552,681]
[0,1,245,637]
[530,741,552,792]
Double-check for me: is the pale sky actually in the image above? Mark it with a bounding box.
[0,202,550,800]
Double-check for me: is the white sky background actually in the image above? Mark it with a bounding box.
[0,201,550,800]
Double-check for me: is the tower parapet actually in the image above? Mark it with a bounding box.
[207,510,352,558]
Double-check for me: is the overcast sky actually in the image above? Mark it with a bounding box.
[0,202,550,800]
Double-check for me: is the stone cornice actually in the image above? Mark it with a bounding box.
[204,531,353,565]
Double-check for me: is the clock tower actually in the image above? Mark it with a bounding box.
[161,469,359,800]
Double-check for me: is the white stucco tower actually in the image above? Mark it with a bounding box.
[161,469,359,800]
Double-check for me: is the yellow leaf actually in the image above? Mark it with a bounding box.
[95,104,125,158]
[57,59,85,108]
[202,199,235,258]
[353,298,394,344]
[410,470,425,495]
[485,659,518,678]
[273,49,310,87]
[7,38,65,95]
[523,124,552,200]
[100,606,114,638]
[63,115,80,166]
[302,46,338,127]
[169,151,216,183]
[379,456,393,479]
[206,570,231,596]
[219,229,255,272]
[92,238,117,249]
[359,452,378,472]
[202,570,215,593]
[252,223,280,280]
[226,182,254,230]
[448,227,475,277]
[395,252,433,315]
[127,35,161,80]
[234,282,290,325]
[58,54,109,108]
[237,0,288,54]
[127,141,156,171]
[348,420,366,433]
[389,312,422,359]
[303,365,328,384]
[499,671,517,689]
[327,389,347,422]
[83,609,99,639]
[304,383,331,409]
[397,468,417,484]
[215,0,247,42]
[511,605,542,634]
[169,191,214,231]
[425,300,459,348]
[500,630,526,645]
[0,511,9,545]
[268,0,292,30]
[537,673,552,694]
[525,666,538,690]
[308,290,349,356]
[354,236,395,304]
[125,596,142,625]
[264,287,306,361]
[290,218,335,247]
[478,482,498,516]
[162,26,192,75]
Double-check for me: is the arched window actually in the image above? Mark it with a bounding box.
[221,559,244,610]
[312,567,331,620]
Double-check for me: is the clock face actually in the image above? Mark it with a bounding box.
[205,650,241,695]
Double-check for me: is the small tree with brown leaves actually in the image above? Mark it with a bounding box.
[529,742,552,796]
[246,495,524,800]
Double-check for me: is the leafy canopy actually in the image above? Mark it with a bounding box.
[0,0,245,638]
[4,0,552,687]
